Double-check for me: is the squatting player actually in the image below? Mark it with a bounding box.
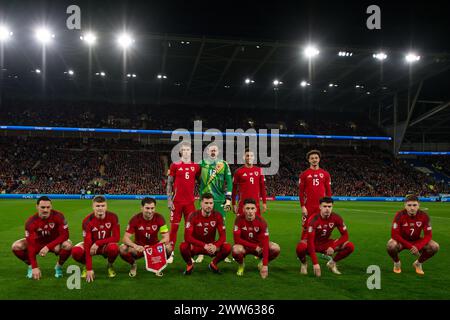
[167,142,200,263]
[12,196,72,280]
[387,195,439,275]
[120,197,172,277]
[72,196,120,282]
[179,193,232,275]
[198,143,233,263]
[232,198,280,278]
[296,197,354,277]
[232,148,267,216]
[298,150,332,239]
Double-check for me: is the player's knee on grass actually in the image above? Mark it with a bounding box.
[386,239,399,252]
[106,243,119,256]
[11,239,26,251]
[179,242,190,254]
[61,240,73,251]
[269,242,281,260]
[119,244,130,255]
[232,244,245,256]
[344,241,355,253]
[425,240,440,254]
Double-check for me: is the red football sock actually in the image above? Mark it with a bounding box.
[296,242,307,264]
[334,242,354,262]
[418,249,437,263]
[105,243,119,264]
[71,246,85,264]
[212,243,232,265]
[120,251,136,265]
[179,242,193,266]
[58,248,72,266]
[232,252,245,264]
[13,249,30,265]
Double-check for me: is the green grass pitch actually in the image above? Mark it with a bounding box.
[0,200,448,300]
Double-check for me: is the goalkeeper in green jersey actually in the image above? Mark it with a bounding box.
[196,143,233,263]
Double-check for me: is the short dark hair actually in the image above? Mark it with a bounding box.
[243,198,257,206]
[319,197,334,204]
[141,197,156,206]
[201,193,214,201]
[306,149,322,161]
[405,195,419,202]
[93,195,107,203]
[244,147,255,154]
[37,196,51,205]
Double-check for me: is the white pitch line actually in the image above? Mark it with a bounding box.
[339,207,450,220]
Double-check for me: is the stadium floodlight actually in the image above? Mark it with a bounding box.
[0,25,13,42]
[64,70,75,76]
[132,74,137,78]
[117,33,134,49]
[273,79,282,86]
[405,53,421,63]
[95,71,106,77]
[80,32,97,46]
[35,27,55,45]
[35,69,41,74]
[303,45,320,58]
[373,52,387,61]
[338,51,353,57]
[157,74,167,79]
[244,78,255,85]
[300,81,310,87]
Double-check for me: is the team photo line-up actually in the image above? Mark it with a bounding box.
[11,144,439,282]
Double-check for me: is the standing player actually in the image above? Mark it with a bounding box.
[179,193,232,275]
[232,198,280,278]
[197,143,233,263]
[387,195,439,275]
[71,196,120,282]
[12,196,72,280]
[120,197,172,277]
[167,142,200,263]
[296,197,354,277]
[232,148,267,216]
[298,150,332,245]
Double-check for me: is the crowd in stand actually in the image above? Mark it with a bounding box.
[0,100,384,136]
[0,137,447,197]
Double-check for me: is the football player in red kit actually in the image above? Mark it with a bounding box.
[298,150,332,242]
[387,195,439,275]
[120,197,172,277]
[296,197,354,277]
[232,198,280,278]
[167,142,201,263]
[232,148,267,216]
[71,196,120,282]
[12,196,72,280]
[179,193,232,275]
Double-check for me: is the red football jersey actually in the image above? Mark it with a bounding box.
[25,210,69,268]
[232,166,267,205]
[307,212,348,264]
[233,215,270,265]
[169,162,201,203]
[82,211,120,270]
[391,209,432,250]
[298,168,332,208]
[126,212,168,246]
[184,210,226,248]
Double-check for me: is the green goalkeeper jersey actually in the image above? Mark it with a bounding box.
[199,158,233,201]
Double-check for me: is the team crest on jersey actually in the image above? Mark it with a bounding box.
[210,221,216,227]
[215,162,224,173]
[255,172,259,176]
[255,227,259,232]
[152,225,158,231]
[319,173,324,178]
[105,223,111,229]
[138,226,145,231]
[416,222,422,227]
[329,223,334,228]
[191,167,195,171]
[49,223,55,229]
